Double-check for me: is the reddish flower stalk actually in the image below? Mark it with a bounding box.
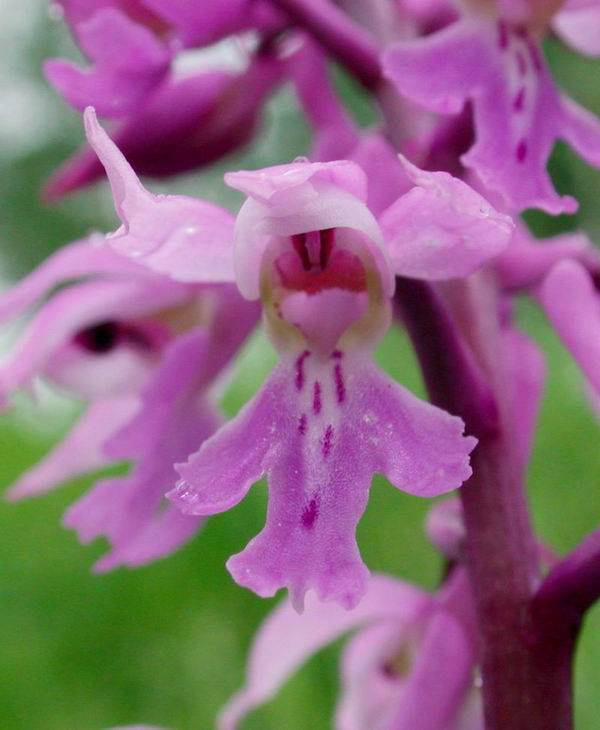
[394,276,588,730]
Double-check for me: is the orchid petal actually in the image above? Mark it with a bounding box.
[64,328,223,569]
[228,167,393,300]
[381,158,513,280]
[386,570,477,730]
[289,39,359,162]
[335,622,408,730]
[0,238,150,324]
[45,8,170,117]
[5,397,137,501]
[84,108,236,283]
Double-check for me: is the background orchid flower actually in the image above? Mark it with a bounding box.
[46,0,280,118]
[163,150,517,611]
[45,4,172,118]
[383,0,600,214]
[44,56,284,201]
[0,236,258,572]
[220,499,481,730]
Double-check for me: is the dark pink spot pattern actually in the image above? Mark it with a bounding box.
[334,363,346,404]
[313,381,322,414]
[322,424,334,458]
[295,350,310,391]
[301,496,320,529]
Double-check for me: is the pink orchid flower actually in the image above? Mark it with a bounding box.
[82,108,513,609]
[383,0,600,214]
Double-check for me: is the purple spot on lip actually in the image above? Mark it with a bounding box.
[516,138,528,163]
[334,363,346,404]
[497,21,508,50]
[301,496,319,529]
[527,41,543,73]
[322,425,334,458]
[313,381,322,414]
[332,350,344,360]
[298,414,307,435]
[513,87,525,112]
[295,350,310,391]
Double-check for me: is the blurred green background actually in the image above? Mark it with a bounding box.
[0,3,599,729]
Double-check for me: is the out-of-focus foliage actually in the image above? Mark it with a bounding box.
[0,2,598,729]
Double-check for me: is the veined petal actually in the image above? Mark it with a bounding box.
[83,108,236,282]
[381,158,513,280]
[219,575,429,730]
[5,397,137,501]
[226,411,373,610]
[459,31,579,215]
[539,260,600,395]
[45,8,170,117]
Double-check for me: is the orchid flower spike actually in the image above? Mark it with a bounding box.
[383,0,600,215]
[161,152,515,611]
